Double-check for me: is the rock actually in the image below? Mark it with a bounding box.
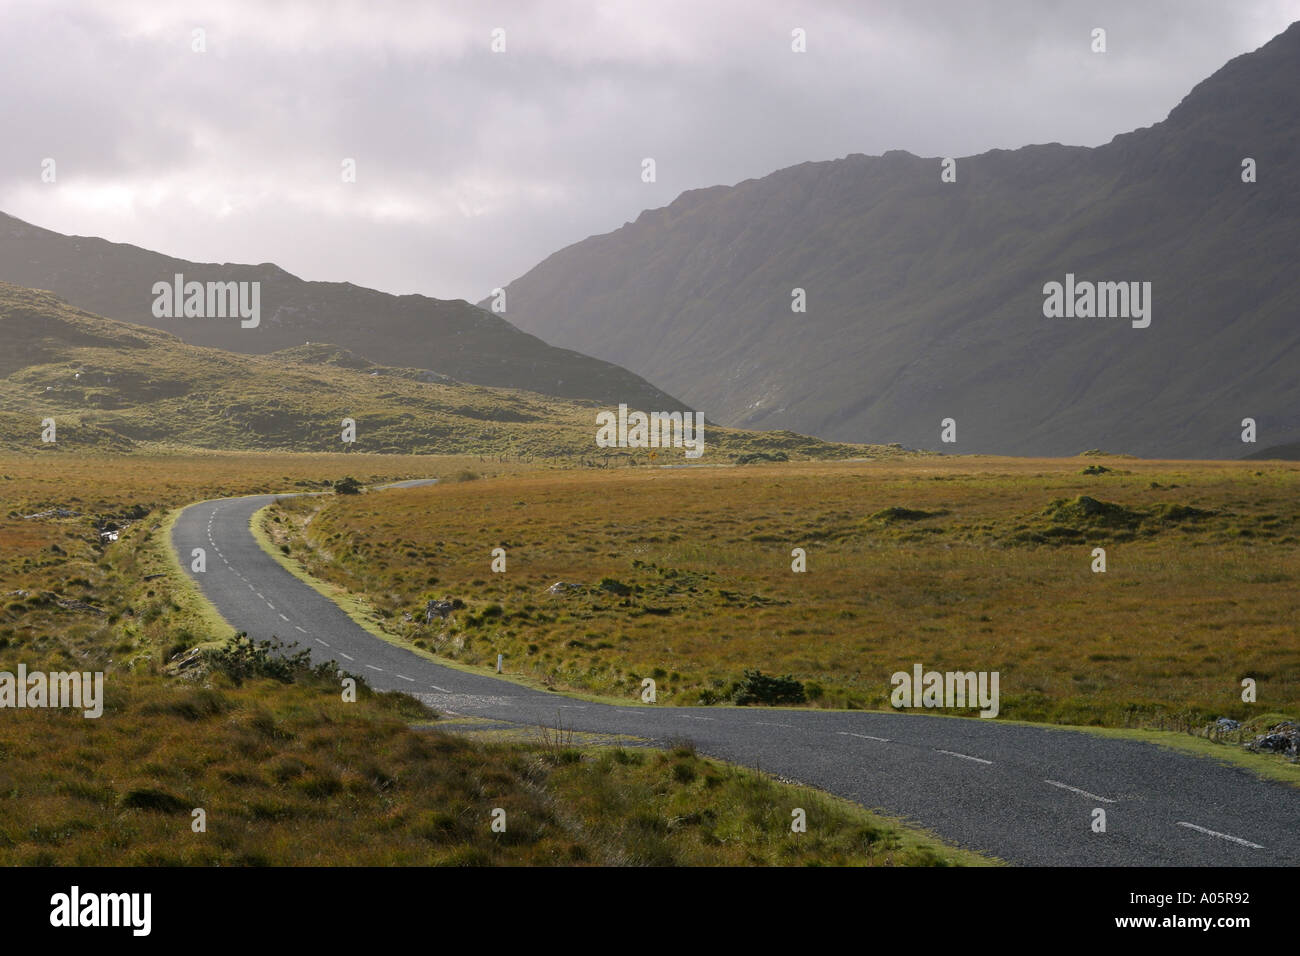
[1215,717,1241,731]
[55,598,105,615]
[424,600,455,622]
[1245,721,1300,757]
[169,647,204,671]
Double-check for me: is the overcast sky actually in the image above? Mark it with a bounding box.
[2,0,1297,302]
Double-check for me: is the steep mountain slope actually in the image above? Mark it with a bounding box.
[0,213,684,412]
[0,283,874,461]
[494,22,1300,458]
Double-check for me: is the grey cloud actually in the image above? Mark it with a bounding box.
[1,0,1296,300]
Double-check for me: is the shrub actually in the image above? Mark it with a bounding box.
[333,476,363,495]
[205,633,336,686]
[732,669,806,706]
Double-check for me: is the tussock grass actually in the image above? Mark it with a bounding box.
[276,456,1300,729]
[0,450,983,865]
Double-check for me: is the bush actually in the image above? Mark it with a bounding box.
[205,633,337,686]
[735,451,789,465]
[732,669,806,706]
[333,476,363,495]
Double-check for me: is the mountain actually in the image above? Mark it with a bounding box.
[491,22,1300,459]
[0,282,878,461]
[0,212,684,412]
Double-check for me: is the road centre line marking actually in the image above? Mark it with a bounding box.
[839,731,891,742]
[397,675,414,682]
[1045,779,1116,803]
[338,653,354,661]
[279,614,289,621]
[366,665,383,672]
[935,749,993,765]
[1176,822,1263,849]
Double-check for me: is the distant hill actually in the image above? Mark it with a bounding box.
[0,212,684,413]
[0,283,883,461]
[492,22,1300,459]
[1243,442,1300,460]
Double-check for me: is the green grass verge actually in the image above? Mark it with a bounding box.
[150,503,237,648]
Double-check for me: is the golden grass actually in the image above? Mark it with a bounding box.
[275,455,1300,727]
[0,450,985,865]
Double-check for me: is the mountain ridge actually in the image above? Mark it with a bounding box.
[490,22,1300,458]
[0,210,687,414]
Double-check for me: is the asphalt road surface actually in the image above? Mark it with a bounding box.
[172,484,1300,866]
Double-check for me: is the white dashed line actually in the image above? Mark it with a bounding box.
[294,626,306,634]
[428,684,450,693]
[338,653,353,661]
[1176,822,1263,849]
[755,721,796,728]
[314,638,329,647]
[278,613,289,621]
[839,731,891,742]
[1045,779,1116,803]
[681,714,714,721]
[396,674,414,682]
[935,749,993,765]
[365,665,383,672]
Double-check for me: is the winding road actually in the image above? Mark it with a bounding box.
[172,483,1300,866]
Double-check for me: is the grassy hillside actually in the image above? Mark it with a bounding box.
[0,211,683,410]
[266,456,1300,729]
[494,22,1300,459]
[0,282,897,462]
